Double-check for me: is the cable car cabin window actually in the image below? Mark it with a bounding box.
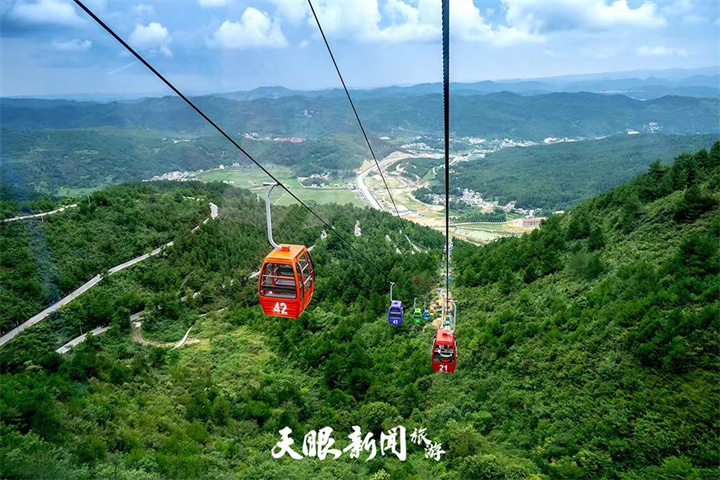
[433,344,455,363]
[295,262,305,300]
[260,263,297,299]
[298,252,314,292]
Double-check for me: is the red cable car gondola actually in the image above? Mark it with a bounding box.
[431,329,457,373]
[258,183,315,318]
[259,245,315,318]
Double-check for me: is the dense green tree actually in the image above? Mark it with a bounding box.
[674,184,716,222]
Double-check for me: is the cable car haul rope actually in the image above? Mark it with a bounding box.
[431,0,458,374]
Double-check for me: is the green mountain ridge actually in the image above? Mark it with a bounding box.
[2,92,718,140]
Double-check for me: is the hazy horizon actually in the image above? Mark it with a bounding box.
[2,64,718,101]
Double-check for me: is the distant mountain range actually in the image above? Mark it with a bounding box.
[3,66,718,102]
[2,91,718,141]
[214,72,719,101]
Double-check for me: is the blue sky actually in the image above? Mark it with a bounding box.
[1,0,718,97]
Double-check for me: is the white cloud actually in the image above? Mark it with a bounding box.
[129,22,172,57]
[51,38,92,52]
[207,7,287,49]
[502,0,666,34]
[307,1,380,41]
[199,0,229,8]
[637,45,687,57]
[307,0,538,45]
[450,0,541,45]
[271,0,307,24]
[306,0,433,44]
[376,0,438,43]
[8,0,85,27]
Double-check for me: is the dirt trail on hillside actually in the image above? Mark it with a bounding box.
[130,312,199,348]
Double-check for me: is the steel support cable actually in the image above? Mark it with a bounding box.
[307,0,401,219]
[72,0,382,272]
[442,0,451,313]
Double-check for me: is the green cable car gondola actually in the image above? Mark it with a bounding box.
[413,308,423,324]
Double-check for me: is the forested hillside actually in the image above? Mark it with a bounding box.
[450,133,720,210]
[0,128,392,193]
[0,183,59,219]
[0,144,718,479]
[451,143,719,478]
[0,183,212,334]
[3,92,718,140]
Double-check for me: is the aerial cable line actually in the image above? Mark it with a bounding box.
[442,0,450,304]
[72,0,382,273]
[307,0,401,219]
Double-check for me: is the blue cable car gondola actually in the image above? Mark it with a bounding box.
[423,309,431,321]
[388,282,403,325]
[389,300,403,325]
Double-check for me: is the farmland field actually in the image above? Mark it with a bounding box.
[195,164,299,187]
[271,187,365,207]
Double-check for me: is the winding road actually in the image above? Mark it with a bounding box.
[1,204,78,223]
[56,325,111,354]
[0,202,218,347]
[356,152,408,213]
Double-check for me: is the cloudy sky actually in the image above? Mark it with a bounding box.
[1,0,718,97]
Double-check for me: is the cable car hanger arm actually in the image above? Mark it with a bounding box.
[264,183,281,250]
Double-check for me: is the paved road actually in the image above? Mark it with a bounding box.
[2,204,78,223]
[108,242,171,274]
[0,202,218,347]
[0,274,104,346]
[56,325,111,354]
[356,152,409,213]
